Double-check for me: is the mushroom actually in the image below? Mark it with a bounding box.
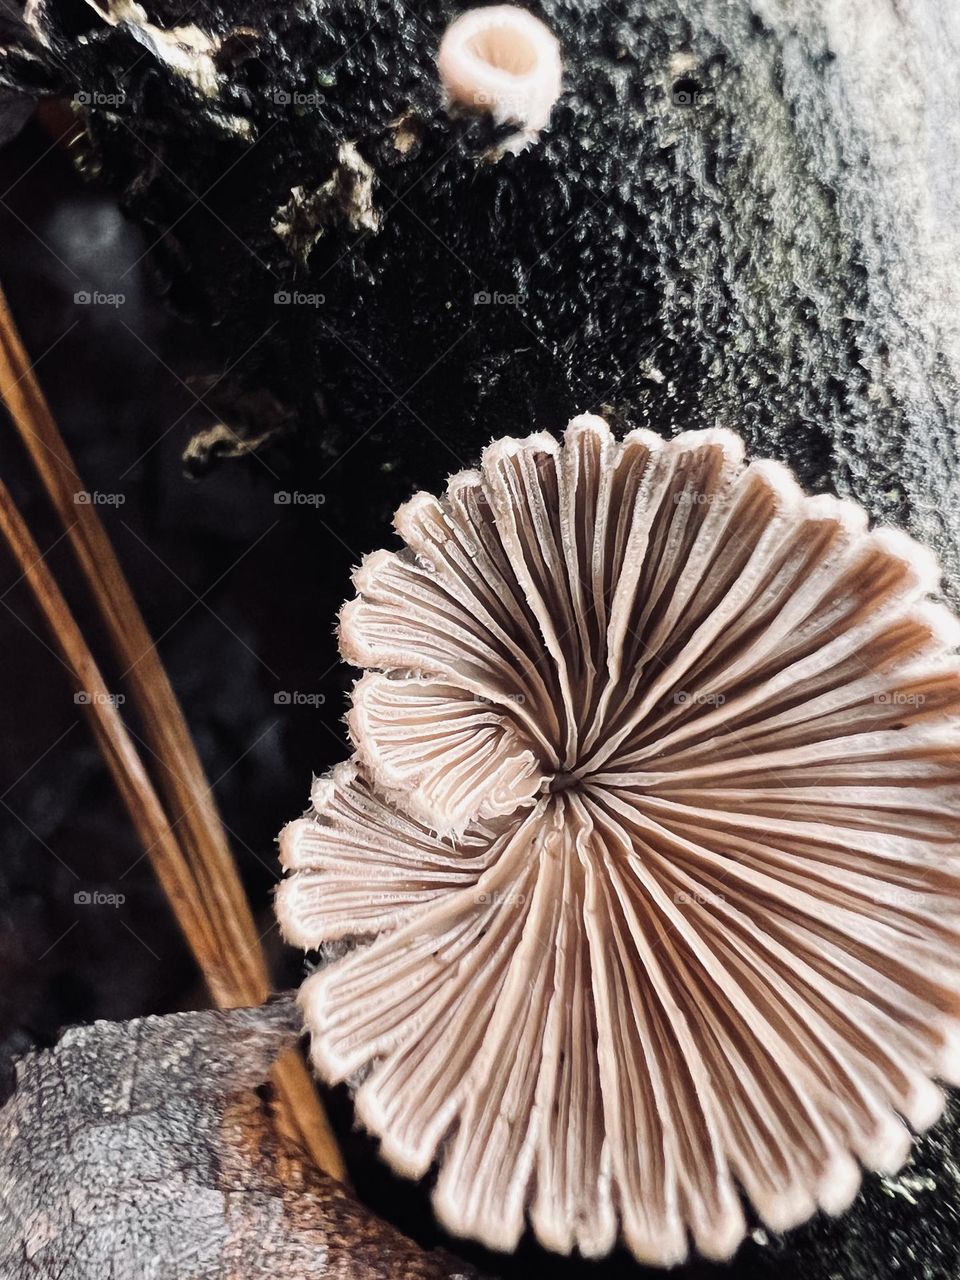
[278,417,960,1264]
[437,5,562,147]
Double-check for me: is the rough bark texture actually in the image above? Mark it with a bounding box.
[0,998,480,1280]
[3,1,960,588]
[3,1000,960,1278]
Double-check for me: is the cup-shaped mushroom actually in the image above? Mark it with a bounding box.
[437,6,562,136]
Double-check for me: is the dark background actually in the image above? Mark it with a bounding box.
[0,114,780,1280]
[1,112,703,1280]
[0,117,355,1076]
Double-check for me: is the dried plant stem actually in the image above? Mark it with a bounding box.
[0,478,221,971]
[0,286,343,1180]
[0,295,260,1005]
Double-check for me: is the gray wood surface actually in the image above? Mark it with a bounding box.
[0,998,480,1279]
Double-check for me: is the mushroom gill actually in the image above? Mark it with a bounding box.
[277,416,960,1264]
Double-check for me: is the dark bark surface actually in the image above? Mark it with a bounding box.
[2,3,960,1278]
[0,997,481,1279]
[4,1,960,585]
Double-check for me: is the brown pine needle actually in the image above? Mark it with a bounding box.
[0,285,344,1181]
[0,477,223,980]
[0,296,262,1006]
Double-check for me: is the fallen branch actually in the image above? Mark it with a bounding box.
[0,998,481,1279]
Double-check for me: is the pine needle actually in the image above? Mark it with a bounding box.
[0,283,344,1181]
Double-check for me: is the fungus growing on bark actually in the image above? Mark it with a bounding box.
[437,5,561,146]
[278,417,960,1264]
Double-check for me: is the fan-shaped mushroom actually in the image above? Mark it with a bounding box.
[278,417,960,1264]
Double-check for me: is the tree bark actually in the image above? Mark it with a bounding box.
[3,5,960,1277]
[0,998,481,1280]
[3,1,959,588]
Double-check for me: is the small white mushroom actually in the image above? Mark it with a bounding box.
[437,5,562,146]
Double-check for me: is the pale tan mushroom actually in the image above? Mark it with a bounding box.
[278,416,960,1264]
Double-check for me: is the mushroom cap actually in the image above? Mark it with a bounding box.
[437,5,562,138]
[278,417,960,1264]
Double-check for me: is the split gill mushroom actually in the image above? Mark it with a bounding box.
[277,415,960,1265]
